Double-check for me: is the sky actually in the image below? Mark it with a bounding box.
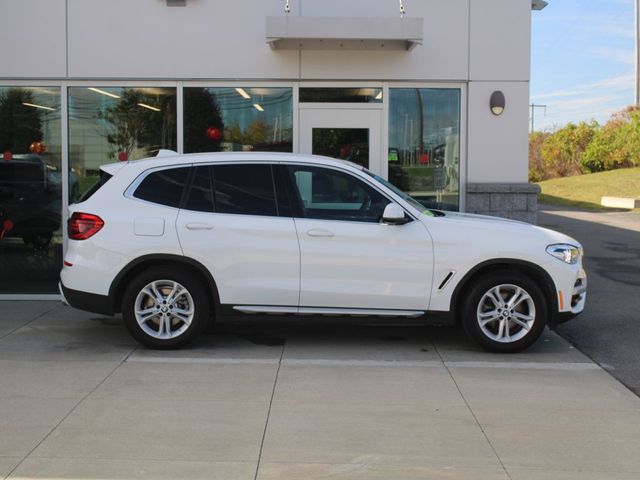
[531,0,636,131]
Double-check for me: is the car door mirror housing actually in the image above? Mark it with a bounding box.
[381,203,408,225]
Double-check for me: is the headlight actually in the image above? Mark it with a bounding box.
[546,243,582,264]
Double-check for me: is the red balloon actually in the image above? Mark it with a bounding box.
[206,127,222,141]
[118,152,128,162]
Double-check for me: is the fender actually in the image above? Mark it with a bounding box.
[108,254,221,315]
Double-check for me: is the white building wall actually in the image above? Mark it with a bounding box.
[0,0,535,189]
[0,0,67,78]
[298,0,469,81]
[467,0,531,184]
[66,0,299,79]
[467,81,530,183]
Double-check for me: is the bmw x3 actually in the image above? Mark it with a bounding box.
[60,151,587,352]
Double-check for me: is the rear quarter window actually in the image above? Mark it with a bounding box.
[134,167,190,208]
[79,170,113,202]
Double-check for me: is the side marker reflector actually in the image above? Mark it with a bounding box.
[558,290,564,310]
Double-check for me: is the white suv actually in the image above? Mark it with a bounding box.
[60,152,587,352]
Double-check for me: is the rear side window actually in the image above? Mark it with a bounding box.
[185,166,215,213]
[212,164,277,216]
[79,169,112,202]
[134,167,189,208]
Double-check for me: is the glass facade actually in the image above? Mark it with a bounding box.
[388,88,461,210]
[0,86,62,293]
[184,87,293,153]
[68,86,177,200]
[300,88,382,103]
[0,83,462,296]
[312,128,369,168]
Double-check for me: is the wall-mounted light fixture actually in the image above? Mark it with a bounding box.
[490,91,505,116]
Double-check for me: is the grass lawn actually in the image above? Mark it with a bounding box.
[537,167,640,211]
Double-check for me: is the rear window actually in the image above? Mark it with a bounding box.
[79,169,112,202]
[134,167,189,208]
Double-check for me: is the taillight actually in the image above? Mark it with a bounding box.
[68,212,104,240]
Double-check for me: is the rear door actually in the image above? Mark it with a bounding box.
[176,163,300,307]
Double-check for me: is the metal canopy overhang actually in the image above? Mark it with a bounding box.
[266,16,423,51]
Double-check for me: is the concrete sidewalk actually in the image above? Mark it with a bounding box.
[1,301,640,479]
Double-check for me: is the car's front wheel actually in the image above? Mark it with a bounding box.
[122,267,209,349]
[462,271,547,352]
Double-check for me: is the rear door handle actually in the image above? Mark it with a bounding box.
[307,228,334,237]
[186,223,214,231]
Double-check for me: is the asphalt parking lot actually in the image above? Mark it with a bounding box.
[538,207,640,395]
[2,300,640,479]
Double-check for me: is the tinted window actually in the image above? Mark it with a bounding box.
[185,166,214,213]
[286,165,390,223]
[212,164,277,216]
[134,167,189,207]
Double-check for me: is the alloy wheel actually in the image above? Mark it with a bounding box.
[476,283,536,343]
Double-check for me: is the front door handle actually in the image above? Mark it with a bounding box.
[307,228,334,237]
[186,223,214,231]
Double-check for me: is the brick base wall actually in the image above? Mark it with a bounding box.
[466,183,540,224]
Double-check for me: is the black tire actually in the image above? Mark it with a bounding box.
[122,267,210,349]
[462,271,547,353]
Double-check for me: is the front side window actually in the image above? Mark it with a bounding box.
[286,165,390,223]
[134,167,189,208]
[212,164,277,216]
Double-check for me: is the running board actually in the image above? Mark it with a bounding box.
[232,305,425,318]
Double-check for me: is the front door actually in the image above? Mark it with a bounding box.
[283,163,433,312]
[299,107,383,176]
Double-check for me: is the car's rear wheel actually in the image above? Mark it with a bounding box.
[462,271,547,352]
[122,267,209,349]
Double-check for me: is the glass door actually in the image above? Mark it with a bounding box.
[299,107,383,176]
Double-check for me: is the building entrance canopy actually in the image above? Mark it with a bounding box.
[266,16,423,51]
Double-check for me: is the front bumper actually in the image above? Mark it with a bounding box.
[549,268,587,326]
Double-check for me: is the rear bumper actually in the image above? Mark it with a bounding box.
[59,281,114,316]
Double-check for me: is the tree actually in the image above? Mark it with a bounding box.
[537,121,598,179]
[582,106,640,172]
[528,131,550,182]
[0,88,43,153]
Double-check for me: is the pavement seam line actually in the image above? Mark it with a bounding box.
[3,345,139,480]
[0,304,59,341]
[253,333,286,480]
[432,343,513,480]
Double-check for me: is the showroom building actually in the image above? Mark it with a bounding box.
[0,0,545,297]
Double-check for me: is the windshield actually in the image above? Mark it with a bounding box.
[363,169,434,216]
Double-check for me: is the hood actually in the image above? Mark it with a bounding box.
[421,210,582,249]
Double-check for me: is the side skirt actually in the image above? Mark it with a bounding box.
[221,305,455,325]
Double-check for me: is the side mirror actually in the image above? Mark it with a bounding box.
[382,203,408,225]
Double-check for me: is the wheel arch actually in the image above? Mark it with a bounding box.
[109,254,221,317]
[449,259,558,325]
